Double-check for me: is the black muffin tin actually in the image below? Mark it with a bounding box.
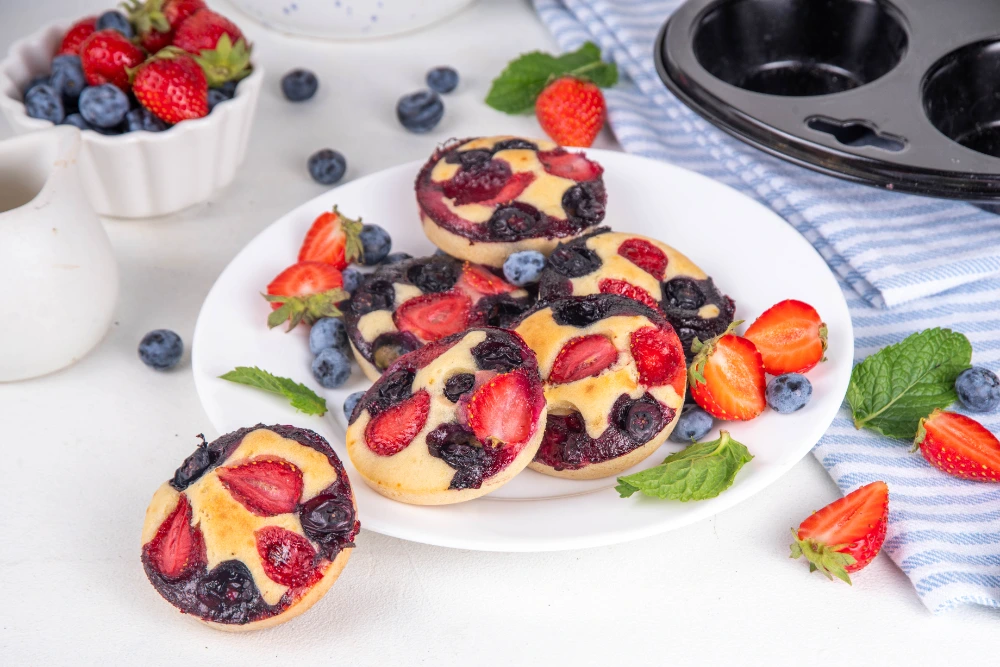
[655,0,1000,201]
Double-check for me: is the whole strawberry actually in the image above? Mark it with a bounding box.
[124,0,206,53]
[133,50,208,124]
[79,29,145,90]
[58,16,97,55]
[172,9,243,54]
[535,77,607,147]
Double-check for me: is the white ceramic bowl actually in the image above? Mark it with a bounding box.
[0,20,263,219]
[230,0,477,40]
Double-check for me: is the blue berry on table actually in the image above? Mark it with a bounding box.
[358,224,392,265]
[502,250,546,286]
[96,10,134,38]
[281,69,318,102]
[309,317,349,355]
[138,329,183,370]
[50,55,86,100]
[669,406,713,443]
[125,107,168,132]
[381,252,412,265]
[308,149,347,185]
[342,266,363,294]
[766,373,812,413]
[396,90,444,133]
[207,88,228,111]
[25,84,64,123]
[426,66,459,94]
[312,347,352,388]
[62,113,90,130]
[955,367,1000,413]
[79,84,129,128]
[343,390,365,420]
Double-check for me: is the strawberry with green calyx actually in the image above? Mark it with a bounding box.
[298,206,364,270]
[689,321,767,421]
[173,8,244,54]
[265,261,348,332]
[193,33,252,87]
[123,0,207,52]
[915,410,1000,482]
[131,47,208,123]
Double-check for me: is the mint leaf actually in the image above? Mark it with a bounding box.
[615,431,753,501]
[847,328,971,439]
[220,366,327,416]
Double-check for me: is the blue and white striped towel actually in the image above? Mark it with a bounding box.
[534,0,1000,612]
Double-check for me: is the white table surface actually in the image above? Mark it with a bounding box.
[2,1,998,664]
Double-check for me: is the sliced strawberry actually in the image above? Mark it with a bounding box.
[537,149,603,181]
[365,390,430,456]
[467,369,542,446]
[630,325,685,393]
[394,290,472,342]
[744,299,827,375]
[255,525,322,588]
[476,171,535,206]
[618,238,668,280]
[598,278,662,311]
[689,328,766,420]
[217,457,304,516]
[266,261,344,311]
[58,16,97,55]
[916,410,1000,482]
[549,334,618,384]
[458,262,516,296]
[145,493,206,580]
[791,481,889,584]
[298,207,363,269]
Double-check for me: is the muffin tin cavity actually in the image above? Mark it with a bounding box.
[923,41,1000,159]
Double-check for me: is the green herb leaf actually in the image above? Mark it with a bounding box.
[846,328,972,439]
[615,431,753,501]
[219,366,327,416]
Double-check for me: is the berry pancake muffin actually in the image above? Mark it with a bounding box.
[344,254,535,381]
[514,294,686,479]
[537,228,735,361]
[416,136,607,267]
[345,327,547,505]
[141,425,358,631]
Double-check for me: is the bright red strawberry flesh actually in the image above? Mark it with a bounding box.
[145,493,206,580]
[549,334,618,384]
[365,390,430,456]
[917,410,1000,482]
[617,238,668,280]
[630,325,685,392]
[394,290,472,342]
[467,369,543,447]
[217,456,305,516]
[255,525,322,588]
[744,299,826,375]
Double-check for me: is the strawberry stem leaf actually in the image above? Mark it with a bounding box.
[262,288,348,332]
[789,528,857,585]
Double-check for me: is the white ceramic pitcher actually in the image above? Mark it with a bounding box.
[0,126,118,381]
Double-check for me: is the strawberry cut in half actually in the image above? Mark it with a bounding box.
[549,334,618,384]
[458,262,516,296]
[689,324,766,421]
[537,149,603,181]
[790,480,889,584]
[598,278,662,312]
[467,369,543,447]
[617,238,667,280]
[630,325,685,393]
[217,456,304,516]
[264,261,347,331]
[145,493,206,580]
[365,390,430,456]
[255,525,322,588]
[744,299,827,375]
[915,410,1000,482]
[298,207,363,269]
[394,290,472,342]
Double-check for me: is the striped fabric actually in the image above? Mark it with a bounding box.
[534,0,1000,612]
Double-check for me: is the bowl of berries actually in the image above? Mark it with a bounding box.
[0,1,263,218]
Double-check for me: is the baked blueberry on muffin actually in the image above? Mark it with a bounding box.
[514,294,686,479]
[537,228,735,361]
[141,425,358,631]
[344,254,535,381]
[415,136,607,267]
[345,327,547,505]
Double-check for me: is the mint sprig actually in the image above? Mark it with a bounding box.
[486,41,618,115]
[846,328,971,439]
[220,366,327,416]
[615,431,753,501]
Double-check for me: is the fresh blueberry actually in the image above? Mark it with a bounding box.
[79,84,129,128]
[426,66,458,94]
[23,75,49,99]
[308,149,347,185]
[312,347,352,388]
[62,113,91,130]
[381,252,412,265]
[281,69,318,102]
[309,317,349,355]
[216,80,238,98]
[396,90,443,133]
[669,407,713,443]
[24,84,64,123]
[50,55,86,100]
[96,10,134,38]
[207,88,228,111]
[766,373,812,414]
[125,107,168,132]
[138,329,183,370]
[956,367,1000,413]
[343,390,365,421]
[502,250,546,286]
[342,267,363,294]
[359,224,392,265]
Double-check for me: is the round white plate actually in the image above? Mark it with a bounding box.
[192,149,853,552]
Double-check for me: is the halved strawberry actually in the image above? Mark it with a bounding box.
[689,324,766,420]
[549,334,618,384]
[598,278,661,311]
[255,525,322,588]
[58,16,97,55]
[145,493,206,579]
[217,456,304,516]
[394,290,472,342]
[630,325,685,393]
[537,149,603,181]
[618,238,667,280]
[458,262,516,296]
[916,410,1000,482]
[744,299,827,375]
[265,261,347,331]
[467,369,542,446]
[790,480,889,584]
[298,207,363,269]
[365,390,430,456]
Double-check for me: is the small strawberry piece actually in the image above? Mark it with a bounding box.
[744,299,827,375]
[394,290,472,342]
[630,325,685,393]
[79,30,145,90]
[537,149,603,181]
[916,410,1000,482]
[298,207,363,269]
[145,493,206,579]
[58,16,97,55]
[618,238,668,280]
[535,77,607,148]
[467,369,541,446]
[365,390,430,456]
[443,159,511,205]
[255,525,321,588]
[132,51,209,123]
[266,261,343,310]
[689,328,766,421]
[172,8,244,54]
[458,262,516,296]
[598,278,661,311]
[549,334,618,384]
[217,456,304,516]
[790,481,889,584]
